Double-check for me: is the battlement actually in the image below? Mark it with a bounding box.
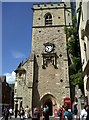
[33,2,65,10]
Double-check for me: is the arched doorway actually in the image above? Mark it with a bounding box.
[44,99,52,115]
[41,93,57,116]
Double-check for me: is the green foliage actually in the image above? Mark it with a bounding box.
[64,27,77,38]
[70,70,83,85]
[69,57,81,74]
[64,15,83,86]
[72,16,77,23]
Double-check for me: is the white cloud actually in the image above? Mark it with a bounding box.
[4,71,16,84]
[11,50,25,59]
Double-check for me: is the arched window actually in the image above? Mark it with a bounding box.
[45,13,52,26]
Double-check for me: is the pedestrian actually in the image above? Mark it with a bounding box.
[64,107,72,120]
[32,107,40,120]
[3,107,9,120]
[43,105,49,120]
[39,105,43,117]
[61,105,65,120]
[15,108,18,118]
[19,107,25,120]
[57,107,62,120]
[24,106,30,118]
[80,105,87,120]
[72,102,78,119]
[9,107,13,119]
[86,105,89,120]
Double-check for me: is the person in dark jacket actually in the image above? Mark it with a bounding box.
[86,105,89,120]
[3,107,9,120]
[43,105,49,120]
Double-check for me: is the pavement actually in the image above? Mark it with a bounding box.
[0,115,20,120]
[0,116,59,120]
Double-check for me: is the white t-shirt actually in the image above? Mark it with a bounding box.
[9,108,13,114]
[80,109,87,119]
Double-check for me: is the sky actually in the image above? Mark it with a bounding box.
[2,1,64,84]
[2,0,72,84]
[2,2,33,83]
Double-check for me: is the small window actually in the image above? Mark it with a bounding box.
[15,89,16,93]
[84,42,87,60]
[68,13,70,16]
[84,42,86,51]
[45,13,52,26]
[19,73,22,78]
[51,4,53,6]
[19,73,22,76]
[58,16,60,19]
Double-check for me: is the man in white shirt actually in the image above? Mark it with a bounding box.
[80,106,87,120]
[9,108,13,119]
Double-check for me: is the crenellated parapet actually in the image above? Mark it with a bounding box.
[33,2,65,10]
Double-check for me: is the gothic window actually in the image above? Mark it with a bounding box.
[45,13,52,26]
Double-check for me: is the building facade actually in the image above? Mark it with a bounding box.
[14,2,72,115]
[0,76,12,113]
[76,1,89,104]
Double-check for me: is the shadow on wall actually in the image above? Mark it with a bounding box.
[32,56,40,111]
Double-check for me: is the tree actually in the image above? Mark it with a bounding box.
[64,16,83,86]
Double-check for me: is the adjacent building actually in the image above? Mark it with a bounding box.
[0,76,13,112]
[76,0,89,104]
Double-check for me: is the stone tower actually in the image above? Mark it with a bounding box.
[32,2,72,115]
[14,2,72,116]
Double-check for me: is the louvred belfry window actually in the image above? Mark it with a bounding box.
[45,13,52,25]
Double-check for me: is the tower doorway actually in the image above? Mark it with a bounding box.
[41,94,57,116]
[44,99,52,116]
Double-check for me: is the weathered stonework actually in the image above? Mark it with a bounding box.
[14,2,72,115]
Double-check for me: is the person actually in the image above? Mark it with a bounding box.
[32,107,40,120]
[24,106,30,118]
[39,105,43,117]
[64,107,72,120]
[43,105,49,120]
[9,108,13,119]
[19,107,25,120]
[3,107,9,120]
[86,105,89,120]
[15,108,18,118]
[80,105,87,120]
[72,102,78,119]
[61,105,65,120]
[57,107,62,120]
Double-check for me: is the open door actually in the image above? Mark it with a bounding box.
[44,99,52,116]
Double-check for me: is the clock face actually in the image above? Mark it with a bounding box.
[45,46,53,52]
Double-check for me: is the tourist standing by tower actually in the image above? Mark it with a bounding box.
[19,107,25,120]
[24,106,30,118]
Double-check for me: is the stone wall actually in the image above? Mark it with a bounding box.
[32,2,71,107]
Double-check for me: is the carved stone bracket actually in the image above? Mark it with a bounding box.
[42,53,58,69]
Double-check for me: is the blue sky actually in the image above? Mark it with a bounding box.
[2,2,33,83]
[2,1,65,83]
